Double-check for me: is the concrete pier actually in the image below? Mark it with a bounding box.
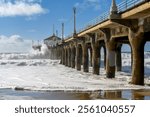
[49,0,150,86]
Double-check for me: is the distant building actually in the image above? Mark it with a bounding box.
[44,34,61,49]
[43,34,62,59]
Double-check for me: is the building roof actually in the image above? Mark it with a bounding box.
[44,34,61,41]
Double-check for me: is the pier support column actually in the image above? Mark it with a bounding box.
[55,48,57,59]
[71,47,76,68]
[58,47,61,60]
[129,29,145,85]
[82,43,89,72]
[116,44,122,71]
[106,45,116,78]
[76,45,81,71]
[60,48,62,64]
[87,33,100,75]
[130,45,133,73]
[65,48,68,66]
[58,48,60,59]
[62,48,65,65]
[57,48,59,59]
[90,47,93,67]
[92,43,100,75]
[68,48,71,67]
[103,46,106,70]
[100,28,116,78]
[63,49,66,65]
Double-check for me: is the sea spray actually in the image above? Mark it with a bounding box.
[0,44,51,60]
[0,43,60,66]
[29,44,51,59]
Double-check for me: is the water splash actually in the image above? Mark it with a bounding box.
[0,44,51,60]
[29,44,51,59]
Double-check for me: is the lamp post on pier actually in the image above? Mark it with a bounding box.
[73,7,77,37]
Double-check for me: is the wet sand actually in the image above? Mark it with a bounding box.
[1,88,150,100]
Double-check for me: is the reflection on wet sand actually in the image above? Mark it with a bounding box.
[74,91,101,100]
[132,90,150,100]
[103,91,122,100]
[1,89,150,100]
[74,90,150,100]
[74,91,123,100]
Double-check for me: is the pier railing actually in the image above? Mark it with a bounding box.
[118,0,146,13]
[65,0,146,40]
[77,11,110,34]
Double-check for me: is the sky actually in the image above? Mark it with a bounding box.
[0,0,149,53]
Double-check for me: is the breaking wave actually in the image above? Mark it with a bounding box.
[0,44,51,60]
[0,44,60,66]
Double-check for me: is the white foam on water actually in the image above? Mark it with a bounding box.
[0,45,150,91]
[29,44,51,59]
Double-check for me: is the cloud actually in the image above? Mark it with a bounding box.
[0,0,47,17]
[74,0,101,11]
[0,35,32,53]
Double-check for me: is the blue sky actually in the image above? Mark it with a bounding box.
[0,0,149,53]
[0,0,117,52]
[0,0,115,40]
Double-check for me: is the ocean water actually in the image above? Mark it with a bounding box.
[0,45,150,100]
